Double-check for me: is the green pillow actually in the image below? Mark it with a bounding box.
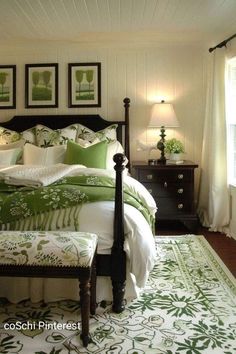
[64,140,108,168]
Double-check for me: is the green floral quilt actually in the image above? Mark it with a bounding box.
[0,175,155,232]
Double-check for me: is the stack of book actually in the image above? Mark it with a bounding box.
[166,159,184,165]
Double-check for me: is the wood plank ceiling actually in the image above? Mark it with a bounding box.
[0,0,235,43]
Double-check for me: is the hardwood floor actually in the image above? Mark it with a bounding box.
[156,221,236,278]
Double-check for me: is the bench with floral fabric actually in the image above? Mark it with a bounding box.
[0,230,97,347]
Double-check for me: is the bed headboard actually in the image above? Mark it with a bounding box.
[1,97,131,166]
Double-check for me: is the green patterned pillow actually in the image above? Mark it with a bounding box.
[20,127,36,145]
[76,124,118,143]
[64,140,108,169]
[0,138,25,151]
[36,124,78,147]
[0,127,21,145]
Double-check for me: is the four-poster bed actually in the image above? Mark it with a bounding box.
[0,97,156,313]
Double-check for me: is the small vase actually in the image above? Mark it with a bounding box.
[170,153,183,161]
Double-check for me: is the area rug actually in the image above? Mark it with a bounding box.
[0,235,236,354]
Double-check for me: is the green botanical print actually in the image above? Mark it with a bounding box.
[129,292,158,314]
[0,333,23,353]
[36,124,78,147]
[35,349,62,354]
[5,308,53,338]
[155,293,200,317]
[189,321,236,350]
[175,338,206,354]
[0,127,20,145]
[77,124,118,143]
[0,175,155,232]
[0,231,97,267]
[0,236,235,353]
[20,126,36,144]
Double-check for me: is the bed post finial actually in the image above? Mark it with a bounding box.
[113,152,126,168]
[112,152,126,313]
[123,97,130,107]
[123,98,130,171]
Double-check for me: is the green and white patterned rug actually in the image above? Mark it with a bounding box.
[0,235,236,354]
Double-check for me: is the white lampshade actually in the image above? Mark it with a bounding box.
[149,101,179,128]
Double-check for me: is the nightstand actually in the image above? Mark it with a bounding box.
[132,161,199,233]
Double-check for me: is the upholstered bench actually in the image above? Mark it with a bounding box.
[0,230,97,347]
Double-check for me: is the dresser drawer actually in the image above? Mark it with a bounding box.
[143,182,192,198]
[138,169,192,183]
[156,198,193,216]
[132,161,198,231]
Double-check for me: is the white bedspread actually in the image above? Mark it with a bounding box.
[0,164,157,304]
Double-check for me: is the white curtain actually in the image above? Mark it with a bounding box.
[198,49,230,234]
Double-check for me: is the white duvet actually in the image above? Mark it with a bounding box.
[0,164,157,304]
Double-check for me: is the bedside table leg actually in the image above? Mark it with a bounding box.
[182,218,199,234]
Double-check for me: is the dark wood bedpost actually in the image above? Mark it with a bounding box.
[112,153,126,313]
[123,97,130,171]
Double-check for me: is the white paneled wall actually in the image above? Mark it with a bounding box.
[0,40,207,192]
[230,185,236,239]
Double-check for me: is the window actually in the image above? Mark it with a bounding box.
[226,57,236,185]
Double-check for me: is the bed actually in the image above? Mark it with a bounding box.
[0,98,156,313]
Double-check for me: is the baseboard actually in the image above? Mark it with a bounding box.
[229,229,236,240]
[230,184,236,240]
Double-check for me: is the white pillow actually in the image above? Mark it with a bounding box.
[0,148,22,165]
[23,144,67,165]
[106,141,124,169]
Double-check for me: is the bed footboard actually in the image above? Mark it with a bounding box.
[112,153,127,313]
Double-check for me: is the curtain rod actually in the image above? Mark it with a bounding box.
[209,33,236,53]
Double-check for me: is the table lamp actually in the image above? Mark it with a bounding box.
[148,100,179,164]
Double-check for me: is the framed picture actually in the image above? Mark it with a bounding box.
[25,63,58,108]
[0,65,16,109]
[68,62,101,107]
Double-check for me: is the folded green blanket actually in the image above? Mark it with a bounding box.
[0,175,155,232]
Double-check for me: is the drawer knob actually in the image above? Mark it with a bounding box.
[178,203,184,209]
[177,188,184,194]
[178,174,184,179]
[164,182,168,188]
[147,174,153,180]
[148,189,153,194]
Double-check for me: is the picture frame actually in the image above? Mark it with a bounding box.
[25,63,58,108]
[0,65,16,109]
[68,62,101,107]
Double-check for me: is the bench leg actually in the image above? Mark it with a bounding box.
[79,278,90,347]
[90,256,97,315]
[112,280,126,313]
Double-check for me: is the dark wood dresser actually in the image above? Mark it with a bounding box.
[132,161,199,232]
